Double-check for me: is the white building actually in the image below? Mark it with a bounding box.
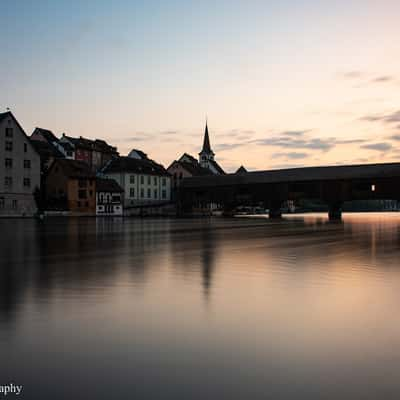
[102,151,171,207]
[96,178,124,216]
[0,111,41,216]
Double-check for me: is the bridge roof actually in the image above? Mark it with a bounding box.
[180,162,400,188]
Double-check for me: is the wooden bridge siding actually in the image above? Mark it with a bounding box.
[179,176,400,210]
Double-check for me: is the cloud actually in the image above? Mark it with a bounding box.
[215,142,248,151]
[160,130,179,135]
[361,143,392,152]
[279,130,310,137]
[372,76,395,83]
[271,163,305,170]
[125,135,153,142]
[339,71,364,79]
[220,129,256,140]
[360,110,400,125]
[271,152,309,160]
[335,139,367,144]
[389,134,400,141]
[252,137,334,151]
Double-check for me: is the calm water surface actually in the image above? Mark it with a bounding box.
[1,214,400,399]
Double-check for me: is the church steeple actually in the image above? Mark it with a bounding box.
[202,122,212,154]
[199,121,215,163]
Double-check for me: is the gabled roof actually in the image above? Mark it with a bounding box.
[128,149,148,159]
[236,166,247,174]
[209,159,225,175]
[32,127,58,143]
[103,156,170,176]
[96,178,124,193]
[0,111,40,156]
[61,135,117,153]
[93,139,118,154]
[51,159,95,179]
[178,153,198,164]
[169,160,212,177]
[30,139,65,159]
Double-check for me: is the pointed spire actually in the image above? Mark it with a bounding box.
[201,120,212,154]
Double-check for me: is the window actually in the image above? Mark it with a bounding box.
[162,189,167,199]
[24,143,28,153]
[140,188,144,198]
[5,128,13,138]
[77,201,81,207]
[130,188,135,198]
[89,190,93,196]
[78,190,87,199]
[5,158,12,168]
[154,189,158,198]
[0,197,4,209]
[24,159,31,169]
[23,178,31,188]
[12,200,17,209]
[154,176,157,185]
[162,177,166,186]
[78,179,87,188]
[5,141,12,151]
[140,175,144,184]
[147,188,151,198]
[4,177,12,187]
[147,176,151,185]
[85,201,89,207]
[130,175,135,184]
[179,172,183,180]
[112,195,120,202]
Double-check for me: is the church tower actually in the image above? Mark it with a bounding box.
[199,121,215,168]
[198,121,225,175]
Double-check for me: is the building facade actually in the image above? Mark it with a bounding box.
[45,159,96,213]
[167,153,212,192]
[102,152,171,207]
[0,112,41,216]
[96,178,124,216]
[60,134,118,171]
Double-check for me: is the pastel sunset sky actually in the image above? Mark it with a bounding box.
[1,0,400,172]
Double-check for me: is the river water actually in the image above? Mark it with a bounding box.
[1,214,400,399]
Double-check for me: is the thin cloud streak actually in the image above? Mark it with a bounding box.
[361,143,392,152]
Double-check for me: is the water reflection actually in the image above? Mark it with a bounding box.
[1,214,400,399]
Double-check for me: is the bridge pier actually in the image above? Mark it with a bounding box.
[328,201,343,221]
[268,200,283,219]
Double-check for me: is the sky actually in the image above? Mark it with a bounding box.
[1,0,400,172]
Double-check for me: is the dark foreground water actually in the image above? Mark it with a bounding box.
[1,214,400,399]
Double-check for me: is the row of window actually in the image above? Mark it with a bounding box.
[98,194,121,203]
[5,141,28,153]
[129,187,167,199]
[4,177,31,188]
[129,175,167,186]
[0,197,18,209]
[5,159,31,168]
